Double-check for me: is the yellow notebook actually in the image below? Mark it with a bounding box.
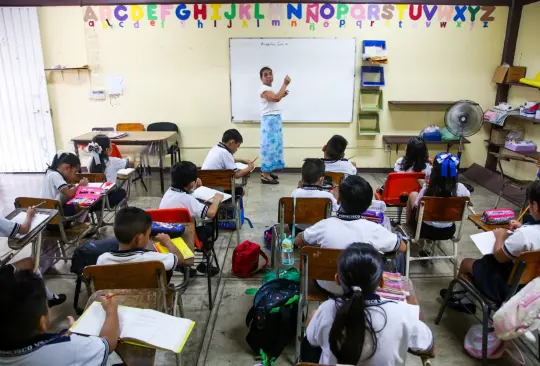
[153,237,194,260]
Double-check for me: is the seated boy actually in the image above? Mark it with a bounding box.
[0,270,118,365]
[322,135,357,176]
[97,207,184,279]
[202,129,254,179]
[292,158,339,213]
[294,175,406,294]
[441,181,540,311]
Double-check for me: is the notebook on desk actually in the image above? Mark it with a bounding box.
[117,168,136,180]
[235,162,255,172]
[67,186,104,207]
[470,231,497,255]
[9,212,51,239]
[107,132,128,139]
[70,301,195,353]
[192,186,232,203]
[87,182,115,192]
[154,237,194,260]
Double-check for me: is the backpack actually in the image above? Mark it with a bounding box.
[232,240,268,278]
[70,238,119,276]
[464,324,506,360]
[245,279,300,365]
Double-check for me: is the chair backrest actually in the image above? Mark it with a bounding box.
[109,143,122,158]
[76,173,106,183]
[116,123,145,132]
[92,127,114,132]
[300,246,342,282]
[278,197,332,225]
[14,197,61,225]
[197,169,235,191]
[382,172,426,206]
[146,208,200,250]
[325,172,345,187]
[83,261,167,292]
[147,122,179,133]
[508,250,540,286]
[417,196,469,222]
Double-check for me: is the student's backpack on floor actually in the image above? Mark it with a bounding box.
[245,279,300,365]
[232,240,268,278]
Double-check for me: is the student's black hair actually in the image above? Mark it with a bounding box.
[400,137,429,173]
[171,161,198,190]
[114,207,152,244]
[325,135,348,160]
[329,242,386,364]
[259,66,272,79]
[88,134,111,174]
[222,129,243,144]
[339,175,373,215]
[46,152,81,172]
[0,270,48,350]
[301,158,325,185]
[425,154,458,198]
[526,180,540,207]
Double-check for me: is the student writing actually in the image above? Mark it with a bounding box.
[202,129,254,180]
[322,135,357,176]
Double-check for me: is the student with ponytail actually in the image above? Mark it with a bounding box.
[303,243,433,365]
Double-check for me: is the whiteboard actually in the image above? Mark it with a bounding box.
[229,38,356,123]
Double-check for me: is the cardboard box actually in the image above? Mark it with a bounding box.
[491,129,509,144]
[492,66,527,84]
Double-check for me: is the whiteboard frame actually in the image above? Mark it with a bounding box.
[229,37,357,124]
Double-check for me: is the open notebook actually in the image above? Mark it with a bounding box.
[235,162,255,172]
[70,301,195,353]
[88,182,115,192]
[193,186,232,203]
[470,231,497,255]
[9,212,51,239]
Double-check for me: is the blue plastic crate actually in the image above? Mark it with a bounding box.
[361,66,385,87]
[362,40,386,54]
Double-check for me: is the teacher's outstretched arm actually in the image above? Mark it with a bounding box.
[261,75,291,102]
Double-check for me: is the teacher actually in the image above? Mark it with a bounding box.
[259,67,291,185]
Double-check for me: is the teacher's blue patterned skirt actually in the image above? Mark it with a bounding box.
[260,114,285,173]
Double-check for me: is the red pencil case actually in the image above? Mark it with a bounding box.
[481,208,515,225]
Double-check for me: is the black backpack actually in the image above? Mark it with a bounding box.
[245,279,300,365]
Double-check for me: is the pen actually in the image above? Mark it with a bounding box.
[106,290,124,299]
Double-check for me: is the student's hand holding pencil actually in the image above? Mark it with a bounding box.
[100,294,119,312]
[214,193,224,203]
[508,220,523,231]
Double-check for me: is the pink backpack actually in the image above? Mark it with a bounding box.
[464,324,506,360]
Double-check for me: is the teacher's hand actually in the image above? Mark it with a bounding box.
[284,75,291,85]
[284,90,289,97]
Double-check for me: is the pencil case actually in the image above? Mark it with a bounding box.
[481,208,515,225]
[151,221,185,238]
[361,210,385,224]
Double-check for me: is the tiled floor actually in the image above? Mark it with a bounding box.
[0,172,538,366]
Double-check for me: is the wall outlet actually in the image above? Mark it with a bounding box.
[384,144,391,152]
[89,90,106,100]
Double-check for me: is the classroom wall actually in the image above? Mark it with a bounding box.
[504,1,540,181]
[38,4,508,169]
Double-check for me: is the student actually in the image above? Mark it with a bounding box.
[87,134,133,184]
[405,153,470,240]
[441,181,540,310]
[0,270,118,365]
[295,175,406,294]
[40,152,88,216]
[394,137,432,177]
[292,158,339,212]
[202,129,255,179]
[160,161,223,220]
[303,243,433,365]
[322,135,357,176]
[97,207,183,275]
[0,206,36,238]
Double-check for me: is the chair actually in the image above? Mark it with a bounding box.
[375,172,425,224]
[436,250,540,365]
[147,122,181,165]
[116,122,149,191]
[272,197,332,269]
[324,171,344,187]
[197,169,241,245]
[398,196,470,277]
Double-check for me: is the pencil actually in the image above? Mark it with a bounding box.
[106,291,124,299]
[252,156,259,163]
[33,201,45,208]
[516,206,529,223]
[203,195,215,204]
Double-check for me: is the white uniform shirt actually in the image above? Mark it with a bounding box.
[104,157,128,183]
[291,186,339,212]
[97,248,177,271]
[302,217,399,293]
[414,183,470,228]
[259,84,281,116]
[394,157,432,178]
[503,224,540,260]
[306,298,433,366]
[0,331,109,366]
[160,188,209,219]
[201,143,237,171]
[323,159,357,176]
[0,217,20,238]
[40,170,68,202]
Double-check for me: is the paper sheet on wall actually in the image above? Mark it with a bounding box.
[107,74,124,96]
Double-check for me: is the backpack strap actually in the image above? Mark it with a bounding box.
[250,250,269,275]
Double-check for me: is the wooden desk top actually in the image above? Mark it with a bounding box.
[468,213,509,232]
[489,151,539,163]
[72,131,177,145]
[383,135,470,145]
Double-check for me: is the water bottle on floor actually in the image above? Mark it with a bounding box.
[281,236,294,266]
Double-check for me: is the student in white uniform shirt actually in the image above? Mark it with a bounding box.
[202,129,254,179]
[322,135,357,176]
[393,137,432,177]
[295,175,406,294]
[302,243,433,365]
[291,158,339,212]
[0,270,119,366]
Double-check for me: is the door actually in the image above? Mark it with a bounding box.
[0,7,56,172]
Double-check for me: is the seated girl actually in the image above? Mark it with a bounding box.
[406,152,470,240]
[302,242,433,365]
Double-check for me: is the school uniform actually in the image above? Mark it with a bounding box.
[160,187,209,219]
[394,157,432,178]
[323,159,357,176]
[40,170,76,216]
[301,214,399,294]
[0,330,109,366]
[472,223,540,304]
[97,248,178,272]
[291,185,339,212]
[0,217,20,238]
[103,157,129,184]
[202,142,237,171]
[305,295,433,365]
[412,183,470,240]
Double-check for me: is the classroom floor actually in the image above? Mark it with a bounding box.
[0,172,538,366]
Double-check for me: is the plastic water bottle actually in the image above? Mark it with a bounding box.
[281,237,294,266]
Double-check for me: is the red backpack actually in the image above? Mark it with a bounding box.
[232,241,269,278]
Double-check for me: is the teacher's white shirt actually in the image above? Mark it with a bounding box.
[259,84,281,116]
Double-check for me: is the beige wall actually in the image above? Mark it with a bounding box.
[38,5,508,168]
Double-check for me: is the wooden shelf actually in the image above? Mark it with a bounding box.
[497,82,540,90]
[484,139,504,147]
[388,101,454,107]
[505,114,540,124]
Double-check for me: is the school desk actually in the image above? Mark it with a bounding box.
[4,208,58,271]
[71,131,179,194]
[468,213,510,232]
